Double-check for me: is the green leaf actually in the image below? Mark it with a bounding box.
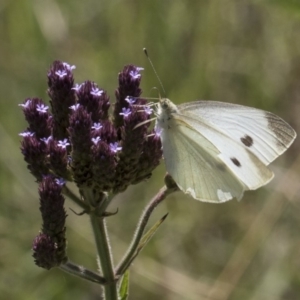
[119,270,129,300]
[127,213,168,267]
[138,213,168,252]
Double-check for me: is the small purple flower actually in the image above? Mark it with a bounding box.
[91,136,101,145]
[57,139,70,149]
[92,123,103,130]
[154,126,163,137]
[129,67,144,79]
[36,104,49,113]
[125,96,136,105]
[72,83,82,92]
[144,106,153,115]
[109,142,122,153]
[69,104,80,111]
[90,87,103,97]
[55,178,66,186]
[119,107,132,118]
[62,62,76,71]
[19,131,34,137]
[19,99,32,108]
[55,70,68,78]
[40,136,53,144]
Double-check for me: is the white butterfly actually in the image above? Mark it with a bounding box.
[155,99,296,203]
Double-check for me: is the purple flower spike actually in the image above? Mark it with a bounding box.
[20,61,162,198]
[110,142,122,153]
[34,175,67,269]
[119,107,132,118]
[57,139,70,149]
[47,60,76,140]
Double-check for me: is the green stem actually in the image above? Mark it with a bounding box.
[90,212,118,299]
[59,260,106,284]
[95,193,115,216]
[62,185,89,210]
[115,184,177,276]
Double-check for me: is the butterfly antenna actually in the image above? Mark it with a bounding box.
[143,48,166,97]
[133,117,157,130]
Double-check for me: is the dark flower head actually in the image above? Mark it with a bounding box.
[33,175,67,269]
[20,61,162,198]
[68,104,93,186]
[49,139,72,180]
[39,175,67,235]
[76,81,110,121]
[32,233,61,270]
[92,141,117,191]
[20,134,49,181]
[93,120,117,144]
[19,98,52,138]
[114,65,144,128]
[20,61,163,269]
[132,130,162,184]
[48,61,76,140]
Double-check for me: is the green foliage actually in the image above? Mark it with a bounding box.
[271,0,300,15]
[119,270,129,300]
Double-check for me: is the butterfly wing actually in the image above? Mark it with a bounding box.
[157,99,296,202]
[171,112,275,192]
[160,117,248,202]
[178,101,296,165]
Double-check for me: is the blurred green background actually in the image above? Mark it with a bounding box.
[1,0,300,299]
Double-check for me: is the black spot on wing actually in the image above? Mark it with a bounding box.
[241,135,253,147]
[231,157,241,167]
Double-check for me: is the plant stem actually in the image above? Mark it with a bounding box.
[63,185,89,210]
[59,260,106,284]
[115,183,178,276]
[90,212,118,300]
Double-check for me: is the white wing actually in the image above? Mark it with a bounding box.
[156,99,296,202]
[160,121,247,202]
[178,101,296,165]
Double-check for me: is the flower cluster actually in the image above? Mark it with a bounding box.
[32,175,67,269]
[19,61,162,268]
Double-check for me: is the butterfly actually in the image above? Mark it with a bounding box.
[155,98,296,203]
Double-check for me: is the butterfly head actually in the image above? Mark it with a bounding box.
[155,98,179,131]
[159,98,178,114]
